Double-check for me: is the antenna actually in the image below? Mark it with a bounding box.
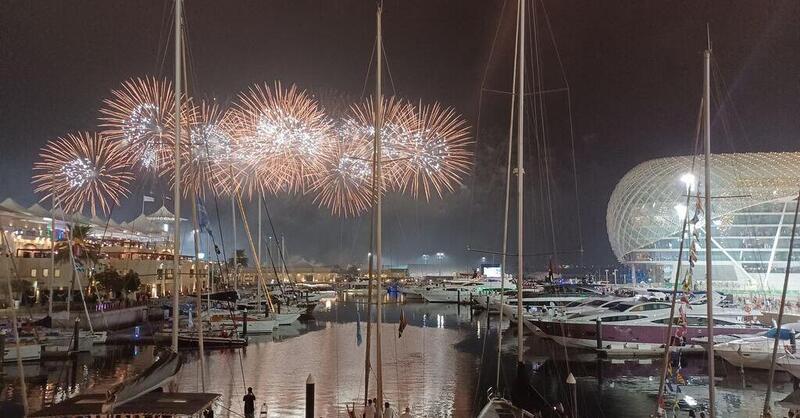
[706,23,712,51]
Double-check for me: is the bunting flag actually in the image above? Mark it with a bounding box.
[398,309,408,338]
[356,311,363,346]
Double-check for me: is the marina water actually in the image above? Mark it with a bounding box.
[1,294,793,417]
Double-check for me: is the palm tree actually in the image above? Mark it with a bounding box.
[54,224,99,303]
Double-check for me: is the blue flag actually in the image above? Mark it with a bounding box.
[356,311,363,346]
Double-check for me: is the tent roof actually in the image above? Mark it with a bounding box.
[27,203,52,218]
[0,198,31,215]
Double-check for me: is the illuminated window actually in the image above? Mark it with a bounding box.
[43,268,49,277]
[54,269,61,278]
[31,269,37,278]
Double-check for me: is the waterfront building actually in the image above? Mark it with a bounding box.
[607,152,800,291]
[0,197,206,300]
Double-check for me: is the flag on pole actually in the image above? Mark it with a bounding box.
[356,311,363,346]
[143,195,155,203]
[398,309,408,338]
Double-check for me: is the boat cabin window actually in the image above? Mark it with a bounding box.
[600,315,647,322]
[587,300,609,307]
[565,301,584,307]
[651,317,738,326]
[628,303,671,312]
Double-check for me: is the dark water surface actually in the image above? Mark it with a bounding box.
[1,294,794,417]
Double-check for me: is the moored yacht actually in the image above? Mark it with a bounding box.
[420,278,511,303]
[531,301,765,350]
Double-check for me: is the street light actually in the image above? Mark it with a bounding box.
[680,173,696,190]
[435,252,445,276]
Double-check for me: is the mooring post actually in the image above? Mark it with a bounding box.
[242,309,248,337]
[567,372,577,418]
[457,289,461,304]
[0,333,5,375]
[72,318,80,353]
[486,296,491,329]
[305,373,315,418]
[595,318,603,350]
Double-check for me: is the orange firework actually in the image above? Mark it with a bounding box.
[396,102,473,200]
[32,132,133,216]
[229,82,333,197]
[161,100,236,197]
[98,77,176,170]
[310,131,373,217]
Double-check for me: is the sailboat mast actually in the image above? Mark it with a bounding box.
[497,0,521,390]
[375,4,385,412]
[703,47,715,417]
[515,0,525,366]
[171,0,182,352]
[48,204,55,317]
[232,197,237,291]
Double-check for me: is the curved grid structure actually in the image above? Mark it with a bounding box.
[607,152,800,262]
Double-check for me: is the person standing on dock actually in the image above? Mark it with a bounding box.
[399,406,412,418]
[243,387,256,418]
[363,399,376,418]
[383,402,398,418]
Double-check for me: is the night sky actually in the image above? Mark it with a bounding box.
[2,1,799,270]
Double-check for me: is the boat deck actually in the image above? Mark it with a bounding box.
[29,392,220,417]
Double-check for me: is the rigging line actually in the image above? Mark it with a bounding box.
[655,97,703,412]
[481,87,569,96]
[261,227,286,308]
[528,0,558,260]
[709,59,768,292]
[565,93,583,261]
[541,18,583,258]
[155,1,174,77]
[380,39,398,96]
[360,38,377,99]
[0,228,29,416]
[259,197,292,294]
[496,0,519,392]
[537,0,569,89]
[467,0,511,247]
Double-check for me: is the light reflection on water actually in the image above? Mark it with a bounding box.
[1,294,796,417]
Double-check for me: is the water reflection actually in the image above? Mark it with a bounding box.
[1,295,794,417]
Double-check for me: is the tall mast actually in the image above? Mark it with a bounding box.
[702,46,715,417]
[232,197,237,291]
[375,4,385,413]
[515,0,525,367]
[171,0,182,352]
[497,0,521,390]
[48,201,56,317]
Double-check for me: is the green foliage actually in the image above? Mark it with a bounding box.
[95,268,141,296]
[54,224,99,266]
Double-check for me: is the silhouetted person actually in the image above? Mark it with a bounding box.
[242,387,256,418]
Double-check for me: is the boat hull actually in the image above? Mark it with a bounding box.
[3,344,42,362]
[532,319,764,348]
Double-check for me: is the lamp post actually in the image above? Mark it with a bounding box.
[604,269,609,283]
[435,252,445,276]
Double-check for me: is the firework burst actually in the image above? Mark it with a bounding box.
[310,131,373,217]
[229,82,332,196]
[396,102,473,199]
[32,132,133,216]
[98,77,176,170]
[161,100,236,197]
